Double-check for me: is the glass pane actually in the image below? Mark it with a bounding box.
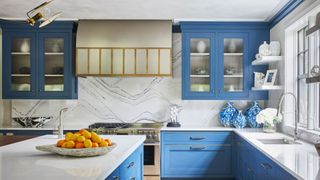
[298,79,308,125]
[44,38,64,91]
[223,38,243,92]
[11,38,31,91]
[190,38,210,92]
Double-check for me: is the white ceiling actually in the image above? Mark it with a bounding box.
[0,0,289,21]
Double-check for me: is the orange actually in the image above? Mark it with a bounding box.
[65,141,75,148]
[99,140,108,147]
[71,134,80,141]
[61,142,67,148]
[105,138,112,146]
[79,129,86,134]
[75,142,84,149]
[91,134,102,143]
[57,140,65,147]
[92,142,99,148]
[77,136,86,142]
[82,131,92,139]
[65,132,73,141]
[84,139,92,148]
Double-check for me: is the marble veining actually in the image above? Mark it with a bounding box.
[9,33,264,129]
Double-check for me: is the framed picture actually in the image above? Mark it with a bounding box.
[264,69,277,86]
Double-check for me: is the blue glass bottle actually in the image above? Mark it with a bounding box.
[233,110,247,128]
[244,101,262,128]
[219,102,238,127]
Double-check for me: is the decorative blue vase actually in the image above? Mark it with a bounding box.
[219,102,238,127]
[233,110,247,128]
[244,101,262,128]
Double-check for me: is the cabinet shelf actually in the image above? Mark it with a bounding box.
[11,74,30,77]
[224,53,243,56]
[224,74,243,78]
[11,52,30,55]
[252,56,283,65]
[190,75,210,78]
[190,53,210,56]
[45,74,64,77]
[252,85,283,91]
[45,52,64,55]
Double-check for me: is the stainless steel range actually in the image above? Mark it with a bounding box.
[88,122,162,180]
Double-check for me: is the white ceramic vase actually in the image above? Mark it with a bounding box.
[258,41,271,56]
[20,40,30,53]
[269,41,281,56]
[197,41,207,53]
[228,40,237,53]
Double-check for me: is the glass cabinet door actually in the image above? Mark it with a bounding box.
[223,38,244,92]
[39,33,69,97]
[188,35,212,94]
[219,33,248,98]
[11,38,32,92]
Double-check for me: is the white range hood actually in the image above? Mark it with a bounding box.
[75,20,173,76]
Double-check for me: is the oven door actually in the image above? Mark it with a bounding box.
[144,143,160,179]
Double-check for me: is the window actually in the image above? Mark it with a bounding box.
[296,26,320,130]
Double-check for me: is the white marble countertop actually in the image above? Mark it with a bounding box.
[161,125,320,180]
[0,135,145,180]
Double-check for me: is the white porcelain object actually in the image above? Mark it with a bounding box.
[196,40,207,53]
[311,65,320,77]
[269,41,281,56]
[228,40,237,53]
[52,43,61,52]
[258,41,271,56]
[20,40,30,53]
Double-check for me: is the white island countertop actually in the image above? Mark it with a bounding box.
[0,135,145,180]
[161,125,320,180]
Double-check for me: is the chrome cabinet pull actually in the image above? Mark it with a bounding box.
[127,161,135,168]
[130,177,135,180]
[189,146,206,150]
[113,176,119,180]
[190,137,206,140]
[260,163,272,170]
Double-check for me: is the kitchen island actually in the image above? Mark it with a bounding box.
[0,135,145,180]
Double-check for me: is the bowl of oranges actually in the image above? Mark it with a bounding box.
[36,129,116,157]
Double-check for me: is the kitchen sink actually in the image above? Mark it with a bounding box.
[258,138,301,145]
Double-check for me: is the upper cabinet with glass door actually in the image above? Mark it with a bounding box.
[181,22,269,100]
[182,33,214,99]
[217,33,249,99]
[1,20,77,99]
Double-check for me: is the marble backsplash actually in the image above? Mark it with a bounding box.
[6,33,264,129]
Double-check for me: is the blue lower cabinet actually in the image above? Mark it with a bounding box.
[106,145,143,180]
[161,131,233,178]
[234,136,297,180]
[162,131,297,180]
[162,145,232,178]
[106,168,120,180]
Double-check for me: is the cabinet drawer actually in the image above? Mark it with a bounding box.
[162,131,232,144]
[162,145,232,177]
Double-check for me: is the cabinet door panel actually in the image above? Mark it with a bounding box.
[136,49,147,74]
[124,49,135,74]
[148,49,159,74]
[217,33,249,99]
[182,33,215,99]
[77,49,89,74]
[159,49,171,75]
[113,49,124,74]
[38,33,71,98]
[3,32,37,98]
[101,49,112,74]
[162,145,232,177]
[89,49,100,74]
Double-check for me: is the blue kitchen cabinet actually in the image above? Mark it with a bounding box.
[234,136,297,180]
[181,22,269,100]
[161,131,233,178]
[106,145,143,180]
[0,20,77,99]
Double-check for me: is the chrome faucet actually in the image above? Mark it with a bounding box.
[58,108,68,139]
[277,92,298,141]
